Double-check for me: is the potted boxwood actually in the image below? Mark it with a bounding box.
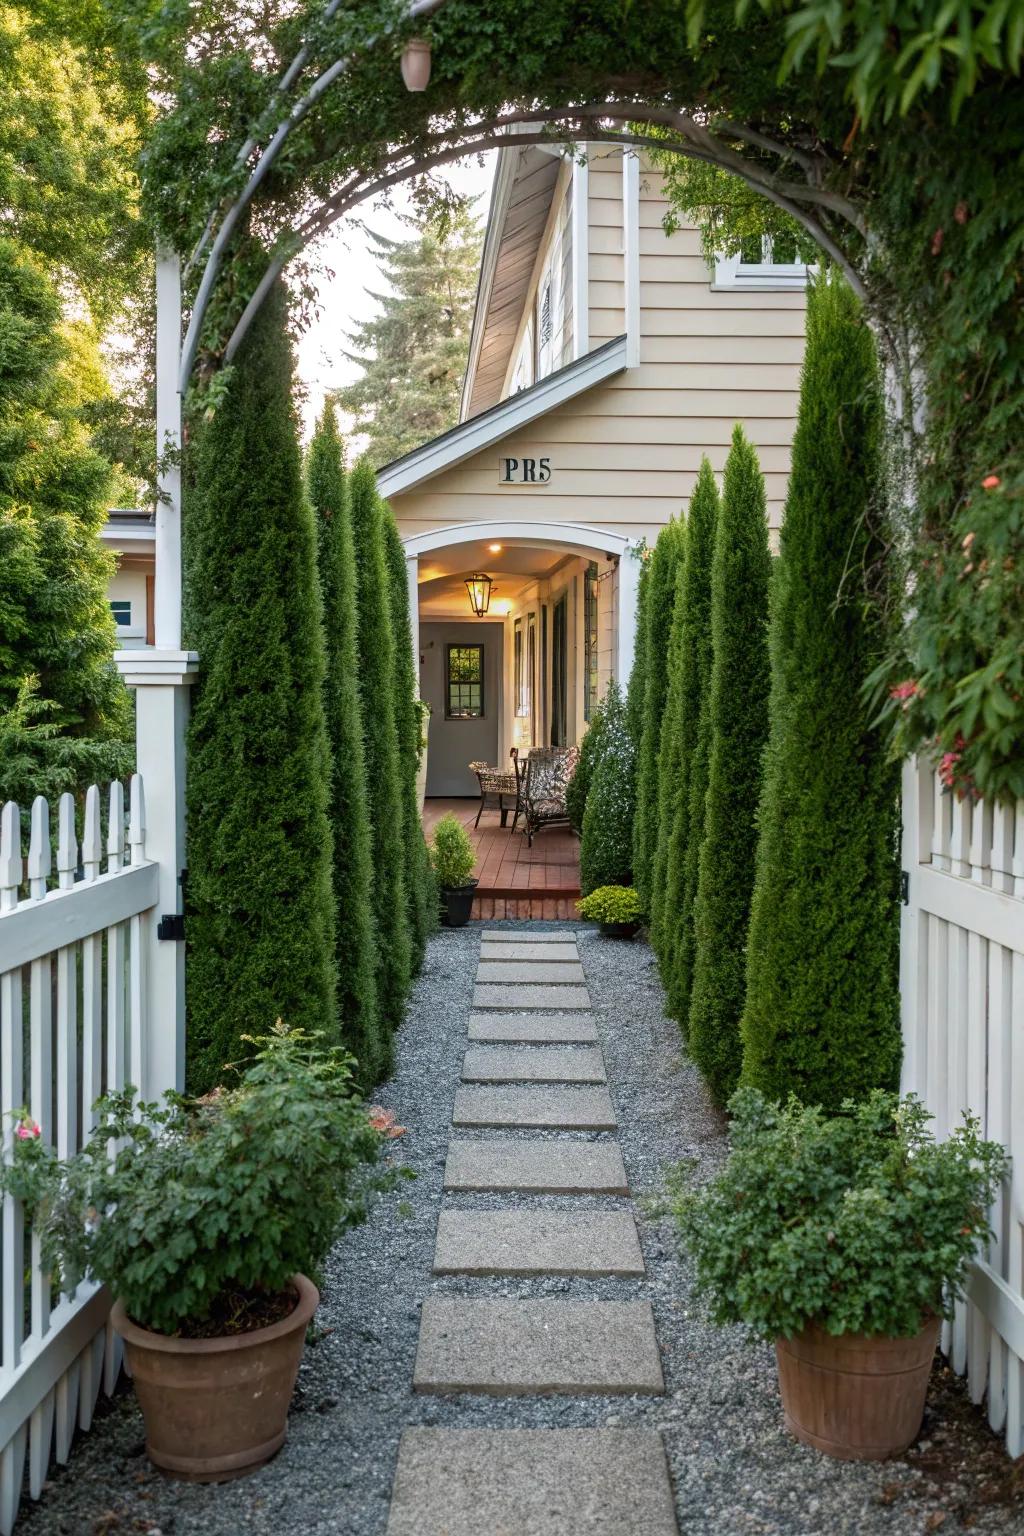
[577,884,643,938]
[428,812,478,927]
[1,1025,406,1482]
[674,1089,1007,1461]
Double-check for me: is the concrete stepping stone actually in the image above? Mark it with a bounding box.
[481,930,576,943]
[433,1209,643,1277]
[473,983,591,1011]
[462,1045,606,1084]
[453,1085,616,1130]
[444,1139,629,1195]
[479,941,578,961]
[476,960,586,984]
[386,1427,679,1535]
[468,1013,598,1043]
[413,1298,664,1395]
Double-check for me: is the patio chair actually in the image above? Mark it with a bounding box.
[522,745,580,846]
[469,759,520,829]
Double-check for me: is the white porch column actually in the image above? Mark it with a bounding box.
[616,550,641,688]
[155,249,183,649]
[406,551,420,685]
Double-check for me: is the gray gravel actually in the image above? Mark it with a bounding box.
[20,922,1024,1536]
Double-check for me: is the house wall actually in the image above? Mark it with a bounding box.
[107,562,151,646]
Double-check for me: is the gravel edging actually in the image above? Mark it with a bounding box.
[19,923,1024,1536]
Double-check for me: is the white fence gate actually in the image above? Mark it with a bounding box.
[901,757,1024,1458]
[0,779,158,1533]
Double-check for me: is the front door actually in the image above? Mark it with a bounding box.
[550,595,568,747]
[420,621,501,797]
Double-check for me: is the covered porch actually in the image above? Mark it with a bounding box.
[423,797,581,920]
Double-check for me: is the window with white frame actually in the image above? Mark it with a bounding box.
[535,226,563,381]
[713,233,810,290]
[510,319,534,394]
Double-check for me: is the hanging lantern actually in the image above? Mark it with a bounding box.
[465,573,493,617]
[400,37,432,92]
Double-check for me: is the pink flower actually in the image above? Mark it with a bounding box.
[368,1106,406,1140]
[981,474,1001,490]
[15,1121,40,1141]
[889,679,919,704]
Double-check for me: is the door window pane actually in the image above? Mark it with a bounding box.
[446,644,485,719]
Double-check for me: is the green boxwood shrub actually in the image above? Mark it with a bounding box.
[675,1089,1007,1342]
[741,275,902,1109]
[183,282,336,1094]
[566,695,607,834]
[579,682,636,895]
[688,428,771,1105]
[632,520,686,913]
[428,812,476,889]
[577,885,642,925]
[307,404,383,1087]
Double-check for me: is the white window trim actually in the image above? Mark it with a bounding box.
[110,600,146,640]
[535,225,563,382]
[510,318,535,394]
[712,238,812,292]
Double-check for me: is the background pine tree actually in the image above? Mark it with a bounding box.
[335,210,481,468]
[579,682,636,895]
[307,404,383,1086]
[648,556,688,965]
[632,520,685,914]
[183,282,336,1093]
[348,460,412,1045]
[741,277,902,1109]
[660,460,720,1024]
[382,503,436,970]
[688,428,771,1105]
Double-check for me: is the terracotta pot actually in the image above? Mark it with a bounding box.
[775,1315,940,1461]
[112,1273,319,1481]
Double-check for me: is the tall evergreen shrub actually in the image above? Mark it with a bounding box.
[661,460,720,1024]
[648,557,688,966]
[307,404,383,1086]
[566,696,607,834]
[348,461,411,1042]
[688,428,771,1104]
[741,277,902,1109]
[579,682,635,895]
[625,555,650,752]
[184,283,336,1093]
[632,519,686,913]
[382,504,435,970]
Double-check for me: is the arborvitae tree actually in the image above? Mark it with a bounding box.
[661,460,720,1024]
[382,503,435,971]
[625,556,650,752]
[741,277,901,1109]
[579,682,636,895]
[348,460,411,1043]
[335,209,481,468]
[688,428,771,1104]
[307,404,383,1086]
[633,520,686,914]
[648,556,687,965]
[184,283,336,1093]
[566,695,608,835]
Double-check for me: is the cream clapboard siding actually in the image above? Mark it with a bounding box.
[393,149,806,547]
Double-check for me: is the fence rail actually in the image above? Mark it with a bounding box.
[0,779,156,1534]
[900,758,1024,1459]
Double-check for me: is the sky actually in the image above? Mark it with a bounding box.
[294,153,496,440]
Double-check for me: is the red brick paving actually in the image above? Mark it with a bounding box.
[422,798,581,922]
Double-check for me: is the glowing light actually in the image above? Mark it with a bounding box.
[488,542,503,553]
[464,573,493,617]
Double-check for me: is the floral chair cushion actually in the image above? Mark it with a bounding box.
[524,746,580,824]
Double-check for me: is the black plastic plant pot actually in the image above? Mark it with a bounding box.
[599,920,640,939]
[441,881,478,928]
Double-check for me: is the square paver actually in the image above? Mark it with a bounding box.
[413,1298,664,1395]
[481,930,576,943]
[473,984,592,1011]
[461,1046,606,1084]
[468,1013,598,1043]
[386,1428,679,1535]
[479,942,579,962]
[444,1139,629,1195]
[453,1085,616,1130]
[476,961,586,985]
[433,1209,643,1276]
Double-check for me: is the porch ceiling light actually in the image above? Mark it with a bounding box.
[465,573,493,617]
[400,37,432,92]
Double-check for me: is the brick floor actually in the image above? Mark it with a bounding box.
[423,799,581,922]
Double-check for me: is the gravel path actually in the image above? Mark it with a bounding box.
[21,924,1023,1536]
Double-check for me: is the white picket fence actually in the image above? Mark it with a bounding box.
[900,758,1024,1457]
[0,779,158,1533]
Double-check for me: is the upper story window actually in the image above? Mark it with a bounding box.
[510,319,534,394]
[535,225,563,381]
[713,234,810,291]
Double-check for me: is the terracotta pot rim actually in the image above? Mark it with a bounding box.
[111,1272,319,1356]
[778,1313,940,1347]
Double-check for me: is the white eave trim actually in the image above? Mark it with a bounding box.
[459,148,520,423]
[379,334,628,501]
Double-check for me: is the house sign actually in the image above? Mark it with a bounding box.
[499,456,551,485]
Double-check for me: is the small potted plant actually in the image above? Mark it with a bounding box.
[675,1089,1006,1461]
[1,1025,406,1482]
[577,884,643,938]
[428,812,478,927]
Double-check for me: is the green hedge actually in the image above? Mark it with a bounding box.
[740,276,902,1109]
[567,694,607,835]
[632,520,685,914]
[579,681,635,895]
[648,556,688,968]
[183,282,336,1093]
[688,428,771,1105]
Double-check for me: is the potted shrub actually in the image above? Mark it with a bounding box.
[674,1089,1006,1461]
[1,1025,406,1482]
[428,812,477,927]
[577,884,643,938]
